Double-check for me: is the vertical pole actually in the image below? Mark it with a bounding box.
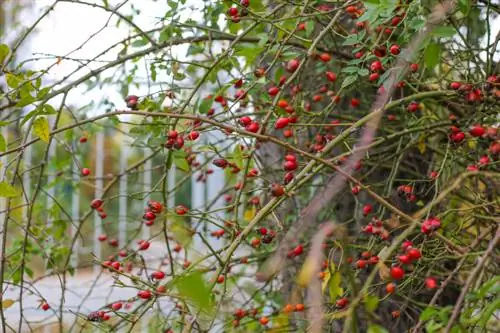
[93,131,104,275]
[118,140,128,248]
[0,126,8,270]
[46,120,56,267]
[142,150,152,240]
[70,141,80,269]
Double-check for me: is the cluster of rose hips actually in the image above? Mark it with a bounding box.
[421,216,441,235]
[250,227,277,248]
[212,157,242,174]
[397,184,416,203]
[164,128,200,150]
[362,217,390,241]
[90,198,107,219]
[354,251,380,270]
[231,307,264,327]
[449,75,500,103]
[226,0,250,23]
[143,199,164,226]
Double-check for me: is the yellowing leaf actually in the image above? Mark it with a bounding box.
[0,181,21,198]
[244,205,256,221]
[329,271,343,302]
[170,223,193,247]
[1,299,14,309]
[417,135,426,154]
[321,270,331,294]
[297,258,315,288]
[269,314,289,331]
[33,117,50,143]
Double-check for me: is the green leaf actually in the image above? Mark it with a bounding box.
[198,97,213,114]
[6,73,21,88]
[173,272,212,311]
[364,295,379,312]
[432,26,456,38]
[341,75,358,89]
[420,306,439,321]
[358,68,369,76]
[424,43,441,69]
[0,181,21,198]
[479,298,500,327]
[131,38,149,47]
[367,324,389,333]
[328,271,342,302]
[159,27,172,43]
[341,67,359,74]
[0,134,6,152]
[458,0,471,15]
[33,117,50,143]
[173,151,190,172]
[305,20,315,36]
[409,18,425,30]
[0,44,10,63]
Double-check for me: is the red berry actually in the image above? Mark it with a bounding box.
[213,158,228,169]
[111,302,122,311]
[79,136,87,143]
[407,248,422,261]
[407,101,419,113]
[148,200,163,214]
[351,186,361,195]
[275,117,289,129]
[356,259,367,269]
[390,266,405,280]
[268,86,279,96]
[386,282,396,294]
[410,63,419,72]
[286,59,300,73]
[350,98,360,108]
[469,125,486,137]
[41,302,50,311]
[259,317,269,325]
[240,0,249,7]
[175,205,189,215]
[138,240,150,250]
[398,254,412,265]
[389,44,401,55]
[370,60,383,72]
[369,73,380,81]
[362,204,373,216]
[187,131,199,140]
[245,122,260,133]
[98,234,107,242]
[216,275,225,284]
[91,199,103,209]
[336,297,349,308]
[293,244,304,256]
[81,168,91,176]
[151,271,166,280]
[271,183,285,197]
[283,160,298,171]
[137,290,152,299]
[326,71,337,82]
[143,211,156,221]
[450,82,461,90]
[425,277,438,289]
[319,53,331,62]
[239,116,252,126]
